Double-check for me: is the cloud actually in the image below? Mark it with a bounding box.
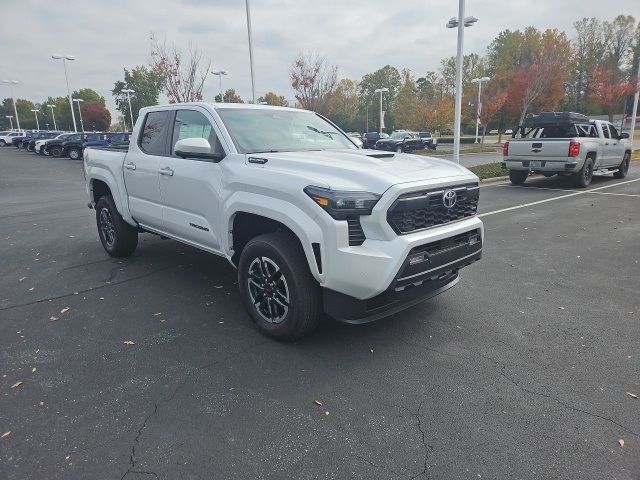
[1,0,638,119]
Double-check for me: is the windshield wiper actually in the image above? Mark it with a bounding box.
[306,126,340,138]
[249,149,280,154]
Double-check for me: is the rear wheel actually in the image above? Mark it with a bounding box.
[0,140,6,147]
[68,147,81,160]
[238,232,322,341]
[573,157,594,188]
[509,170,528,185]
[95,195,138,257]
[42,147,50,156]
[613,152,630,179]
[396,145,403,153]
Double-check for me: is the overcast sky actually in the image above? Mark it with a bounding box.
[2,0,639,120]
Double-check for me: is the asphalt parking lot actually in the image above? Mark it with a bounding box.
[1,148,639,480]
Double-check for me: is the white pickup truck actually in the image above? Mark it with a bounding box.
[503,112,631,187]
[83,103,483,339]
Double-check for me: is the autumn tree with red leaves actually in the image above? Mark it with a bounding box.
[81,101,111,131]
[479,91,508,143]
[589,68,636,122]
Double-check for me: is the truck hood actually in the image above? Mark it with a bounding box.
[248,149,475,193]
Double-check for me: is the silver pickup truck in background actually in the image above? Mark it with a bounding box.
[502,112,632,187]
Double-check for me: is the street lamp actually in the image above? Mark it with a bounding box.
[374,87,389,134]
[73,98,84,132]
[470,76,490,143]
[47,104,57,130]
[6,115,13,130]
[2,80,21,131]
[121,88,135,131]
[31,109,40,131]
[245,0,256,103]
[629,61,640,146]
[211,69,228,103]
[51,54,78,132]
[446,0,478,163]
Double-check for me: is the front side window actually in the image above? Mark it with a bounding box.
[171,109,223,156]
[139,110,171,155]
[601,124,610,139]
[608,124,619,138]
[217,108,356,154]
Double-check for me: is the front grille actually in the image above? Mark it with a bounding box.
[387,184,479,234]
[347,217,366,246]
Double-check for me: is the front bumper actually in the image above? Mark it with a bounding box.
[503,158,583,173]
[324,228,482,323]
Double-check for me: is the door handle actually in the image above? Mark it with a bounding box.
[124,162,136,170]
[159,167,174,176]
[605,142,609,145]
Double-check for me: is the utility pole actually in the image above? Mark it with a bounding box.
[245,0,256,103]
[374,88,389,134]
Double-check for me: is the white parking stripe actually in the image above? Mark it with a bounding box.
[479,178,640,218]
[586,191,640,198]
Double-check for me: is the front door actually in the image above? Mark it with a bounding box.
[606,123,625,168]
[123,110,171,229]
[158,108,225,251]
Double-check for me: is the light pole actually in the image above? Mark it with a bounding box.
[211,70,228,103]
[629,61,640,148]
[31,109,40,130]
[446,1,478,163]
[121,88,135,131]
[2,80,21,131]
[245,0,256,103]
[47,104,57,130]
[470,76,490,143]
[6,115,13,130]
[73,98,84,132]
[374,87,389,134]
[51,54,78,132]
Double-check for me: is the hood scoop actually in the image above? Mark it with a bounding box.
[366,152,395,158]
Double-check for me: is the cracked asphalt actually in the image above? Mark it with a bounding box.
[1,149,639,479]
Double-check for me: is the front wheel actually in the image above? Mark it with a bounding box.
[68,147,81,160]
[95,195,138,257]
[573,157,594,188]
[613,153,630,179]
[42,147,50,156]
[238,232,322,341]
[509,170,528,185]
[0,140,6,147]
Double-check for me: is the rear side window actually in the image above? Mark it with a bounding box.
[140,111,171,155]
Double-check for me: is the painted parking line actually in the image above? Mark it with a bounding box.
[479,177,640,218]
[498,184,640,197]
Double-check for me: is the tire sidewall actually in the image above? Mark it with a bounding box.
[68,148,81,160]
[51,146,62,157]
[238,239,305,339]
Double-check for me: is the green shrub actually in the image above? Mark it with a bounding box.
[437,136,477,144]
[468,162,508,180]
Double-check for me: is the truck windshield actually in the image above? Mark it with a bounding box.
[216,107,357,154]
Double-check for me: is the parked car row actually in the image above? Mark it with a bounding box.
[4,130,130,160]
[368,130,438,153]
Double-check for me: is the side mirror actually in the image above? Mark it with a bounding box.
[620,132,629,139]
[174,137,224,161]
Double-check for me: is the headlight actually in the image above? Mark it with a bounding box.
[304,186,380,220]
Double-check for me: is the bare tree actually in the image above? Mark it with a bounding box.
[603,15,637,80]
[150,33,211,103]
[290,52,337,115]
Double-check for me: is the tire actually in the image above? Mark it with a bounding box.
[573,157,594,188]
[509,170,528,185]
[42,147,50,156]
[0,140,6,147]
[68,147,81,160]
[396,145,403,153]
[95,195,138,257]
[26,144,34,152]
[50,146,63,157]
[238,232,322,341]
[613,152,630,179]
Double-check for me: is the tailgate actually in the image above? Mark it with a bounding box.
[508,139,570,158]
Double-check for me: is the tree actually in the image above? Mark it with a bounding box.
[439,53,487,94]
[479,90,508,144]
[393,69,424,130]
[571,18,607,113]
[82,101,111,131]
[112,66,164,130]
[589,68,636,121]
[150,33,211,103]
[257,92,288,106]
[328,79,360,131]
[290,51,337,115]
[359,66,402,131]
[603,15,637,78]
[215,89,243,103]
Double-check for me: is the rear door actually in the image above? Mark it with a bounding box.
[158,107,225,251]
[123,110,170,229]
[606,123,625,167]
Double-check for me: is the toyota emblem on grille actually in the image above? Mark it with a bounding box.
[443,190,457,209]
